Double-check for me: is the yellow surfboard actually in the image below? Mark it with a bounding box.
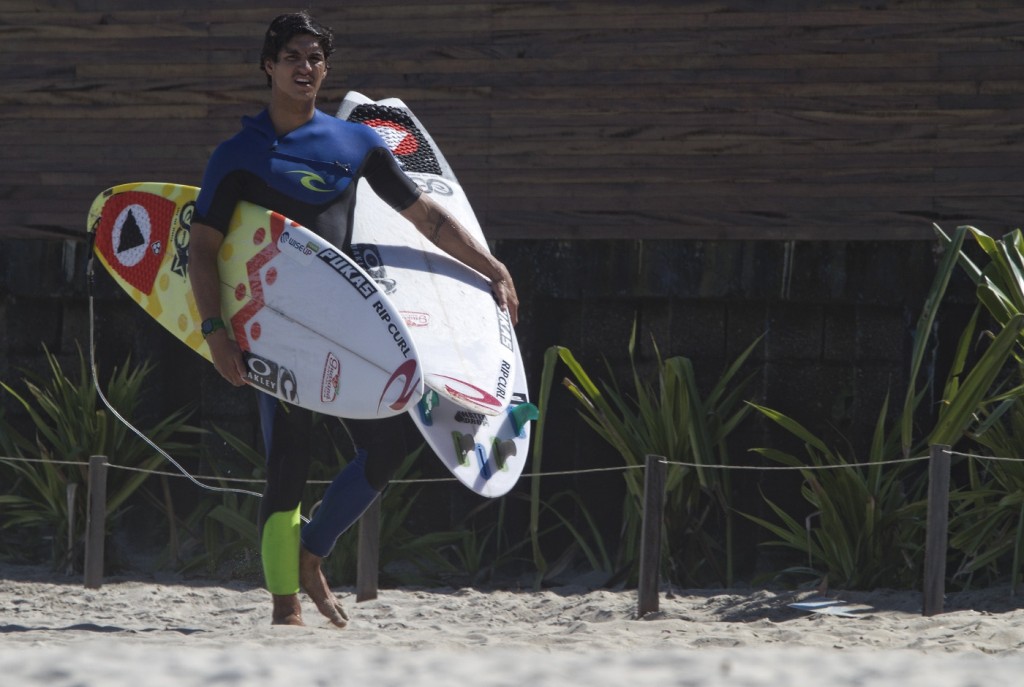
[88,182,423,419]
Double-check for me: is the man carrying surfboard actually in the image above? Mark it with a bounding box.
[187,12,519,628]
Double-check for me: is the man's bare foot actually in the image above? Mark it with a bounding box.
[299,546,349,628]
[271,593,304,626]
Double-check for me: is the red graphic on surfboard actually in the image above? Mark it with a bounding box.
[379,358,421,413]
[431,375,503,413]
[363,118,419,156]
[401,311,430,328]
[230,213,288,351]
[92,190,176,295]
[348,106,441,176]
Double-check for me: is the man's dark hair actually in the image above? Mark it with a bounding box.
[260,12,335,87]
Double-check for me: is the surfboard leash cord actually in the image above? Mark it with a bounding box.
[85,246,269,505]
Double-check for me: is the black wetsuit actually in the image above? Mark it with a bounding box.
[194,108,420,593]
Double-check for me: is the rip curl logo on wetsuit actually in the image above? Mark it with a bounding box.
[286,169,334,193]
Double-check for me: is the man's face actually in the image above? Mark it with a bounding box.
[265,34,328,102]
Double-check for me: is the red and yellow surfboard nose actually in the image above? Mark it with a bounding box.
[91,188,178,296]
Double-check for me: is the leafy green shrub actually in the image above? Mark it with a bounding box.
[546,326,761,587]
[0,344,202,571]
[935,224,1024,590]
[747,226,1024,589]
[744,399,927,589]
[951,403,1024,590]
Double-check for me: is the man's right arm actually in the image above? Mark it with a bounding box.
[189,221,248,386]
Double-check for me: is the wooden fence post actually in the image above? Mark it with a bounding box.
[637,454,667,618]
[84,455,108,589]
[66,483,77,576]
[356,494,382,602]
[923,444,952,616]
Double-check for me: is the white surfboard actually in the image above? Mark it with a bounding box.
[89,183,423,419]
[337,92,516,417]
[412,335,537,497]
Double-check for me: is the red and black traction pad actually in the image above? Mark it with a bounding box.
[346,104,442,176]
[92,190,178,295]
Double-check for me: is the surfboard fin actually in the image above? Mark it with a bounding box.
[417,390,440,426]
[494,439,517,470]
[451,431,475,466]
[509,403,539,438]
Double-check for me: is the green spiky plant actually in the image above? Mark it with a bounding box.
[952,395,1024,591]
[934,223,1024,591]
[744,396,928,589]
[541,324,762,588]
[0,344,202,571]
[746,226,1024,589]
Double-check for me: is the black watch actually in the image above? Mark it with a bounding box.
[201,317,226,339]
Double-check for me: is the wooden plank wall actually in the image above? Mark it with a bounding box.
[2,1,1024,241]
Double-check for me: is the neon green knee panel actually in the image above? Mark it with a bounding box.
[261,507,301,595]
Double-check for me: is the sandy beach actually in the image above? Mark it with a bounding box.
[2,562,1024,686]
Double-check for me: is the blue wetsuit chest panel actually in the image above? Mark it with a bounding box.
[195,109,419,248]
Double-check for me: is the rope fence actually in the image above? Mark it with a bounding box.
[10,447,1021,485]
[0,445,1010,495]
[0,444,1008,615]
[0,454,648,489]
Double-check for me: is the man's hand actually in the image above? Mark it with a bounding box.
[189,221,249,386]
[489,263,519,327]
[206,329,248,386]
[400,194,521,326]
